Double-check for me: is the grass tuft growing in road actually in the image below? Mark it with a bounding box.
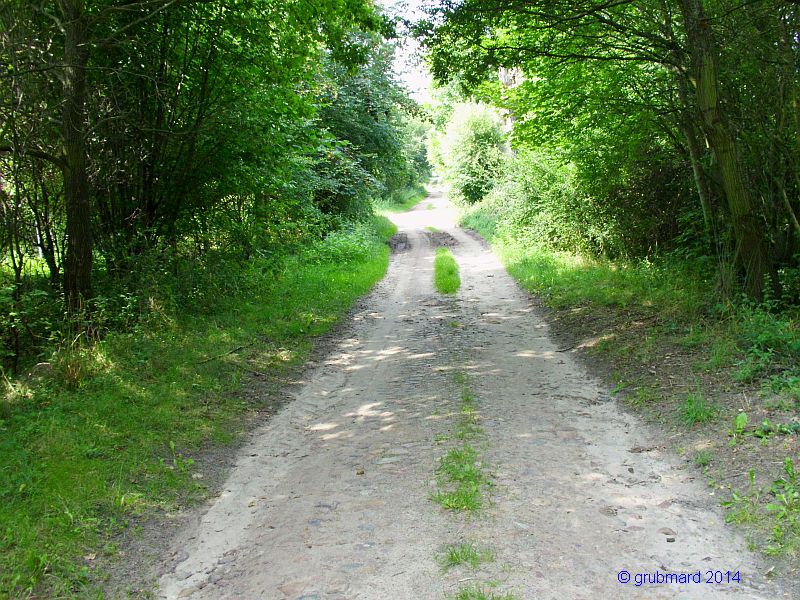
[449,586,519,600]
[682,391,717,427]
[435,248,461,294]
[439,543,495,570]
[432,373,491,512]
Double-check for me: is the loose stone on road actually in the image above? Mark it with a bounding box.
[158,190,789,599]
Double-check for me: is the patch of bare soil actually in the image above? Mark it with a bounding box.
[536,298,800,588]
[424,229,459,248]
[389,232,411,253]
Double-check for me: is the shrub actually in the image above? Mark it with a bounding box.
[437,102,505,205]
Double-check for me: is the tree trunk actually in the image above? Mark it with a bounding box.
[61,0,93,310]
[673,72,714,244]
[678,0,773,299]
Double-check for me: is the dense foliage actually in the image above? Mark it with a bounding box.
[421,0,800,302]
[431,101,505,205]
[0,2,431,595]
[0,1,429,372]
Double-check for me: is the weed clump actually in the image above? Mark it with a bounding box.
[435,248,461,294]
[682,391,717,427]
[439,542,494,570]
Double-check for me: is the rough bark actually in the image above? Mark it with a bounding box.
[60,0,93,309]
[678,0,773,299]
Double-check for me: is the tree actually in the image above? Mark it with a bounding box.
[421,0,798,297]
[435,102,505,205]
[1,0,383,309]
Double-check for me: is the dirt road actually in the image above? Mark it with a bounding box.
[157,192,788,599]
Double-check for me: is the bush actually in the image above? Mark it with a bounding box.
[436,102,505,205]
[462,150,594,253]
[462,145,696,261]
[304,217,393,265]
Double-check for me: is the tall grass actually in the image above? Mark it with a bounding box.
[373,184,427,214]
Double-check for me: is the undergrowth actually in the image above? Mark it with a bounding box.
[722,460,800,556]
[0,216,396,597]
[462,201,799,407]
[461,196,800,557]
[374,184,427,214]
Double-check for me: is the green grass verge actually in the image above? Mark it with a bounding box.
[435,248,461,295]
[0,216,396,597]
[462,207,798,381]
[462,204,799,417]
[374,184,427,214]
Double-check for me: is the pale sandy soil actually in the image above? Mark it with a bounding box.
[155,190,791,599]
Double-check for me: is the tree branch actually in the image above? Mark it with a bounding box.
[0,145,66,168]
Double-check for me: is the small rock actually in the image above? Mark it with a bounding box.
[374,456,403,465]
[658,527,677,536]
[356,468,365,476]
[278,583,308,595]
[28,362,53,378]
[666,537,676,543]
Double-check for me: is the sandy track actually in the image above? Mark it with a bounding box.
[157,192,788,599]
